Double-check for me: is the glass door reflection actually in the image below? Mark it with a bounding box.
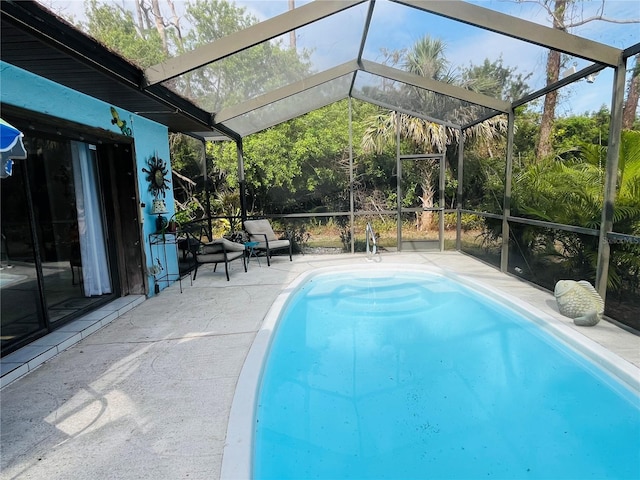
[0,160,45,350]
[28,138,111,324]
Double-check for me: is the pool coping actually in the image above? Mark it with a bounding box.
[220,263,640,479]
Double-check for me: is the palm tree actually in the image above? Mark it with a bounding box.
[362,35,508,231]
[510,129,640,292]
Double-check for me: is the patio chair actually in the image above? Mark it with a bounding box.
[243,219,292,266]
[176,225,202,276]
[178,227,247,281]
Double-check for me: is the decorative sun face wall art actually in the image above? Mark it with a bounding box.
[142,155,170,198]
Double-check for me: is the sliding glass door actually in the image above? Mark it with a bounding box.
[0,133,115,354]
[0,159,44,348]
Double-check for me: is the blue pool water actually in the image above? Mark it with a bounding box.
[253,271,640,479]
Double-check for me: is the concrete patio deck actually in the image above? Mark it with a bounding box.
[1,252,638,480]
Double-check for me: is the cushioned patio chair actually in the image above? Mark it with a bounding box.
[179,227,247,281]
[243,219,292,266]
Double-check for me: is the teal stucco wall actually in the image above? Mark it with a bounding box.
[1,61,178,295]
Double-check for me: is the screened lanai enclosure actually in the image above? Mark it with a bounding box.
[3,0,639,328]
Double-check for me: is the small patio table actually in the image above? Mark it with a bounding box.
[244,241,261,268]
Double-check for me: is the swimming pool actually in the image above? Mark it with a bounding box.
[223,265,640,479]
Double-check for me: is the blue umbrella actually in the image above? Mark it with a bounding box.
[0,118,27,178]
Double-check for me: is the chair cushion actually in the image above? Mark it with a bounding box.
[220,238,246,252]
[244,219,278,242]
[201,238,246,254]
[255,239,290,250]
[197,250,244,263]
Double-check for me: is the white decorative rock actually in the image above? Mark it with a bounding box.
[554,280,604,326]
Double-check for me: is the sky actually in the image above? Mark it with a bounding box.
[39,0,640,117]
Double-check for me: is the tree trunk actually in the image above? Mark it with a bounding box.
[166,0,193,98]
[134,0,145,35]
[167,0,184,51]
[150,0,169,56]
[289,0,296,51]
[416,161,436,231]
[622,54,639,130]
[535,0,567,161]
[536,52,560,159]
[418,183,435,231]
[137,0,153,32]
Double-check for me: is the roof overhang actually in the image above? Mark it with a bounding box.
[0,0,221,136]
